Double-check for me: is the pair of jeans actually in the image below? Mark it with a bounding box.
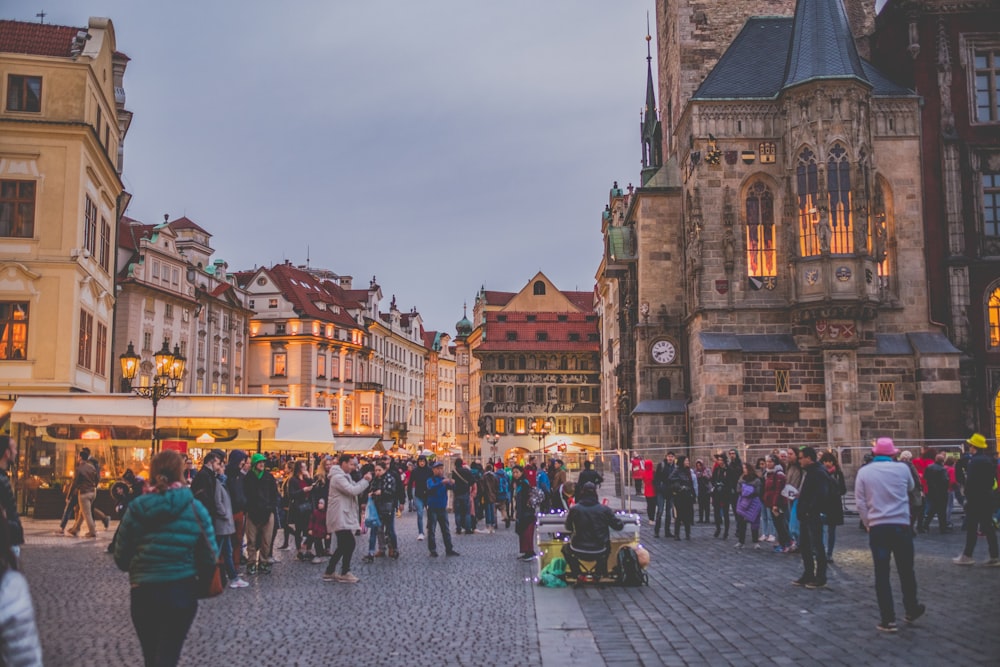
[484,502,496,528]
[963,505,999,559]
[326,529,356,575]
[69,490,96,536]
[868,524,919,624]
[368,510,397,553]
[761,507,775,537]
[453,494,471,534]
[217,534,237,579]
[426,507,453,554]
[131,578,198,667]
[822,524,837,557]
[787,499,800,540]
[230,511,245,568]
[413,496,425,535]
[799,516,827,579]
[654,493,672,536]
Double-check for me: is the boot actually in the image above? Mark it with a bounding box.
[714,525,721,538]
[723,528,729,541]
[685,527,691,540]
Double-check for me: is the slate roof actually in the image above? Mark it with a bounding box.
[0,20,81,57]
[476,312,599,353]
[699,333,798,352]
[167,216,211,236]
[693,10,914,100]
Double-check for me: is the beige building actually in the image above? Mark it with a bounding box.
[114,215,251,395]
[422,330,456,454]
[0,17,130,397]
[599,0,962,464]
[368,297,426,448]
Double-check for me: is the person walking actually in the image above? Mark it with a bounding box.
[66,448,99,538]
[855,437,925,633]
[323,455,371,583]
[362,461,399,563]
[0,436,23,562]
[114,450,219,667]
[793,447,831,589]
[668,456,696,540]
[425,460,458,557]
[953,433,1000,566]
[407,455,432,541]
[243,453,278,575]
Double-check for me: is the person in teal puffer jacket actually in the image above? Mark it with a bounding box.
[114,450,218,667]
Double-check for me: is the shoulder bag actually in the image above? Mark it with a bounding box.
[191,501,224,599]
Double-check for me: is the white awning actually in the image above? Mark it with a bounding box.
[10,394,280,435]
[251,408,334,454]
[335,436,382,454]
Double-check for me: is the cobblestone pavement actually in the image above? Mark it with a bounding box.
[18,500,1000,667]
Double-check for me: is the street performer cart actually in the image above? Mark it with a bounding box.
[535,510,642,582]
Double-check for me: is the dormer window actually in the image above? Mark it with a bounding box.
[506,332,517,341]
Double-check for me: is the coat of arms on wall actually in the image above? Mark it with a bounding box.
[724,150,738,165]
[715,279,729,294]
[815,319,856,341]
[804,268,820,285]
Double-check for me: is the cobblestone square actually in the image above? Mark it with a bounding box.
[18,502,1000,667]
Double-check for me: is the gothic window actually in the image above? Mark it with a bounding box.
[988,287,1000,347]
[745,181,776,277]
[533,281,546,295]
[796,148,819,256]
[827,143,853,253]
[984,173,1000,237]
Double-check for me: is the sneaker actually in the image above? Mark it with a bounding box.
[953,554,975,565]
[322,572,337,582]
[54,529,67,536]
[518,553,535,561]
[647,519,655,526]
[336,572,359,583]
[429,551,439,557]
[417,534,425,541]
[83,533,98,538]
[259,562,272,574]
[792,576,813,587]
[876,621,898,633]
[311,556,326,564]
[102,516,111,530]
[362,555,375,564]
[904,603,926,624]
[985,559,1000,567]
[734,542,744,549]
[267,555,279,564]
[246,563,258,575]
[766,535,776,543]
[228,576,249,589]
[446,550,460,557]
[805,577,827,589]
[754,543,762,550]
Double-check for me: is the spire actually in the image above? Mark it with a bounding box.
[640,12,663,182]
[783,0,868,91]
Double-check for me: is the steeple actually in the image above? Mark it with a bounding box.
[640,13,663,186]
[783,0,868,91]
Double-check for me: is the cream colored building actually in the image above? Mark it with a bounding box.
[0,17,130,396]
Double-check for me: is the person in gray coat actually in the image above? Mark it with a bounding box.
[212,459,247,589]
[0,512,42,666]
[323,455,371,583]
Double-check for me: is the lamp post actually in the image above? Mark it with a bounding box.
[529,417,553,456]
[119,340,186,454]
[484,432,500,462]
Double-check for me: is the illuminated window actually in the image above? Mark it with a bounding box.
[0,302,28,360]
[988,287,1000,347]
[317,353,326,378]
[827,144,853,254]
[745,181,776,277]
[515,418,526,434]
[272,352,286,377]
[797,148,819,256]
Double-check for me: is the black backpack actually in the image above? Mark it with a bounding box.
[616,546,647,587]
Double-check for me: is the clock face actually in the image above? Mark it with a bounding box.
[651,339,676,364]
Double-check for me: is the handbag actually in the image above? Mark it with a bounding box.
[364,496,381,528]
[191,502,224,599]
[780,483,799,500]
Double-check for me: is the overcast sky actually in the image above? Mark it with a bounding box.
[21,1,652,330]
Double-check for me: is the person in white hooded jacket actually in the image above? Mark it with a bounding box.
[323,454,371,583]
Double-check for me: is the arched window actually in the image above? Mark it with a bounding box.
[533,281,546,295]
[656,377,671,400]
[745,181,776,277]
[828,143,853,253]
[796,148,819,256]
[988,287,1000,347]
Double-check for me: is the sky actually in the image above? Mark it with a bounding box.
[11,0,654,332]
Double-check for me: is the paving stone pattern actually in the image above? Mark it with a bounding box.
[18,501,1000,667]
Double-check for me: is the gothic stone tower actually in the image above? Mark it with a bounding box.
[623,0,962,463]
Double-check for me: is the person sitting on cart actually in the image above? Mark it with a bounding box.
[561,482,624,580]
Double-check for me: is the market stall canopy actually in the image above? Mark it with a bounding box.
[335,435,382,454]
[248,407,334,454]
[543,439,600,454]
[10,394,280,436]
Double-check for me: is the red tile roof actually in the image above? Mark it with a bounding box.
[476,312,599,352]
[482,290,515,306]
[167,216,211,236]
[264,263,362,329]
[117,217,155,252]
[0,20,82,58]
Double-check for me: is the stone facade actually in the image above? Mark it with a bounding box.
[599,0,963,465]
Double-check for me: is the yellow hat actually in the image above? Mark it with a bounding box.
[966,433,988,449]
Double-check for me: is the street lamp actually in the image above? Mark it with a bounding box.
[484,432,501,462]
[529,417,553,455]
[119,339,186,454]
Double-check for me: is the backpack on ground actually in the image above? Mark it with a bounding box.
[616,546,647,587]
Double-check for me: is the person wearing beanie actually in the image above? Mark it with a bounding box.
[190,449,226,521]
[855,437,925,632]
[953,433,999,566]
[224,450,249,569]
[243,453,279,575]
[562,482,624,580]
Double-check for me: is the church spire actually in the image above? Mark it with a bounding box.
[783,0,868,91]
[641,13,663,184]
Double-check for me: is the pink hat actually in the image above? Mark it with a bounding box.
[872,437,898,456]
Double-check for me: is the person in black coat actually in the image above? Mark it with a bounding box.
[794,447,832,588]
[243,453,279,574]
[190,449,226,519]
[577,460,603,488]
[819,451,847,560]
[562,482,624,579]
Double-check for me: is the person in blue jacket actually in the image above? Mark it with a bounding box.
[426,461,459,557]
[114,450,218,667]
